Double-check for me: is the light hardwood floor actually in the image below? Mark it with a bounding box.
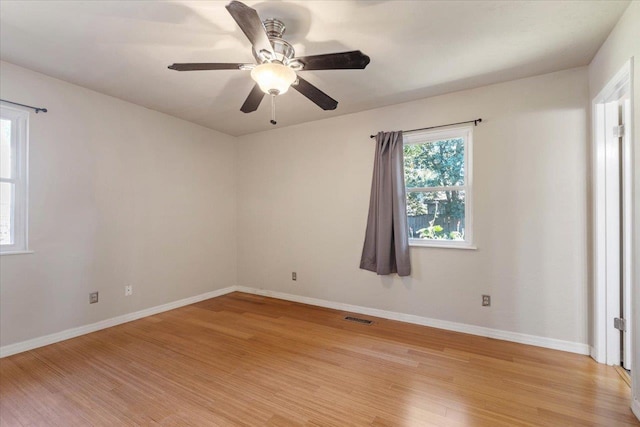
[0,292,637,426]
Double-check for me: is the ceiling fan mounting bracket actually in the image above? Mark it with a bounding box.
[263,18,286,39]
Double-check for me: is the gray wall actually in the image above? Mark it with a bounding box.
[0,61,596,358]
[0,61,238,347]
[236,67,590,346]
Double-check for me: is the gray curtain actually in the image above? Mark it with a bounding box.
[360,131,411,276]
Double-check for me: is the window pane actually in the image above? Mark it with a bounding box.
[404,138,464,188]
[0,119,11,179]
[0,182,14,245]
[407,190,465,240]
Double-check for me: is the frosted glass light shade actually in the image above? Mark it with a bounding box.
[251,63,297,95]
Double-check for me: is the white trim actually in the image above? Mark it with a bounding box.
[0,104,29,253]
[0,286,236,358]
[409,241,477,250]
[403,125,474,248]
[604,99,622,365]
[0,250,34,256]
[591,59,634,365]
[235,286,590,355]
[0,285,590,359]
[632,398,640,422]
[622,93,633,370]
[403,126,471,145]
[592,99,607,363]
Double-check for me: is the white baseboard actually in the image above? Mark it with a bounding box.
[1,285,591,359]
[589,346,604,363]
[632,398,640,422]
[236,286,591,356]
[0,286,236,358]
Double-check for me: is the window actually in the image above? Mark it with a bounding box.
[403,125,473,248]
[0,104,29,254]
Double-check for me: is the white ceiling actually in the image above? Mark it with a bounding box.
[0,0,629,136]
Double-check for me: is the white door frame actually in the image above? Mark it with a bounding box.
[592,59,634,367]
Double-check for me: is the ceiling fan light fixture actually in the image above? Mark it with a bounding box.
[169,1,369,118]
[251,62,296,95]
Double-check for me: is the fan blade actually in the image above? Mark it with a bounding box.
[225,1,274,58]
[292,76,338,110]
[296,50,370,70]
[168,63,249,71]
[240,84,265,113]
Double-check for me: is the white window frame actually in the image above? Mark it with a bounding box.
[0,104,30,255]
[403,125,474,249]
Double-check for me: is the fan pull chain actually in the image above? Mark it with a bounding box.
[270,94,277,125]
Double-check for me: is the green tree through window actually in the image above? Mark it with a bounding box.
[403,134,469,243]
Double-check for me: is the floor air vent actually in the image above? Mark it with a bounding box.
[344,316,373,325]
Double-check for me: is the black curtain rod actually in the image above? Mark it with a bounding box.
[369,118,482,138]
[0,99,48,113]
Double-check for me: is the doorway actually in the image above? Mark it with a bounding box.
[592,60,634,376]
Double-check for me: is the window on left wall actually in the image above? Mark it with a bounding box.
[0,105,29,254]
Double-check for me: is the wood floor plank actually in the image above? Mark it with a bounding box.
[1,292,637,426]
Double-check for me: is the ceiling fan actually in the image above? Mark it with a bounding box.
[168,0,370,125]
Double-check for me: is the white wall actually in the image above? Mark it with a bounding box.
[236,67,590,347]
[0,61,237,347]
[588,1,640,418]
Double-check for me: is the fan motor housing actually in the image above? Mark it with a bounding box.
[253,19,296,65]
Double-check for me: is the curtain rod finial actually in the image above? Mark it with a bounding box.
[1,99,48,113]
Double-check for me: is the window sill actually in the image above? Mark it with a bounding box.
[409,241,477,250]
[0,250,35,256]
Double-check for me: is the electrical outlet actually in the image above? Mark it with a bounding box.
[125,285,133,296]
[482,295,491,306]
[89,292,99,304]
[292,272,297,281]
